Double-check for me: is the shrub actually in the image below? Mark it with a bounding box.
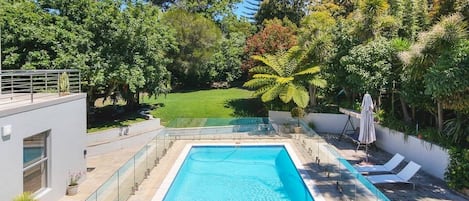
[13,192,37,201]
[445,147,469,190]
[290,107,305,127]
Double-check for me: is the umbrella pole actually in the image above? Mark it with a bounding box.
[365,143,368,162]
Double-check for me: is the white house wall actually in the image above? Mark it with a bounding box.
[0,94,87,201]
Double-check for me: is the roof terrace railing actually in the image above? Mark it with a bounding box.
[0,69,81,106]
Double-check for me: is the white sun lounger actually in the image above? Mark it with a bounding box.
[366,161,421,189]
[355,153,404,173]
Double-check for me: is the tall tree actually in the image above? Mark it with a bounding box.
[388,0,403,18]
[150,0,242,19]
[206,32,246,83]
[326,17,360,103]
[105,2,177,107]
[255,0,308,25]
[399,13,467,131]
[298,11,336,106]
[2,0,177,109]
[414,0,430,32]
[162,9,222,87]
[425,39,469,114]
[340,37,394,106]
[358,0,390,40]
[399,0,417,40]
[243,18,298,74]
[1,0,90,70]
[243,46,326,108]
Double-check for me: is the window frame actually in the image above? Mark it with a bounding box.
[23,130,50,194]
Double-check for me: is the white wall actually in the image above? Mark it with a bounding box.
[87,127,164,157]
[268,110,449,180]
[305,113,359,134]
[87,119,161,145]
[374,125,449,180]
[268,110,359,134]
[0,94,87,201]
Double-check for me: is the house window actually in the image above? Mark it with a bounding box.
[23,131,49,193]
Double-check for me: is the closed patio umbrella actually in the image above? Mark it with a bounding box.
[359,93,376,161]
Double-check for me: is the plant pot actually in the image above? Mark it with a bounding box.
[294,127,302,133]
[60,92,70,96]
[67,185,78,196]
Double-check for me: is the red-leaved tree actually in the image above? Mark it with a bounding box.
[243,18,298,75]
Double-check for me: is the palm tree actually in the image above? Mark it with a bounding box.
[243,46,326,108]
[399,13,467,131]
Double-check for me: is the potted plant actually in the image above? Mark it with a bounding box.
[13,192,37,201]
[282,123,291,134]
[291,107,306,133]
[67,171,82,196]
[59,72,70,96]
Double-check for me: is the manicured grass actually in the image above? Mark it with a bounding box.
[142,88,266,125]
[87,88,266,132]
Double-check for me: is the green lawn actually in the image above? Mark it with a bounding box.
[142,88,266,125]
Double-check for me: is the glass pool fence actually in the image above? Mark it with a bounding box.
[85,117,389,201]
[85,134,175,201]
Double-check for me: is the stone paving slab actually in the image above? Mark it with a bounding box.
[59,145,144,201]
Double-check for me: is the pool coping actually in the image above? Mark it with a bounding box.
[151,142,326,201]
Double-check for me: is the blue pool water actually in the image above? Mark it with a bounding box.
[163,146,314,201]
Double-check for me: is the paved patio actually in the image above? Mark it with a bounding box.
[59,133,469,201]
[319,133,468,201]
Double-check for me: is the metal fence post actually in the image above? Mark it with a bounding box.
[57,72,60,96]
[45,72,48,92]
[30,74,33,103]
[10,75,13,100]
[78,71,81,92]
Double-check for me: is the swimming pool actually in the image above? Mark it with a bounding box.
[154,144,324,201]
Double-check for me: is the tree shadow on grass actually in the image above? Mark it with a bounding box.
[88,105,149,131]
[225,98,268,117]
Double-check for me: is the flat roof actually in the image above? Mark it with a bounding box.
[0,93,86,117]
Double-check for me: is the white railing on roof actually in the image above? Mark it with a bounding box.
[0,69,80,106]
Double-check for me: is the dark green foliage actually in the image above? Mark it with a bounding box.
[443,114,469,144]
[380,115,414,134]
[207,33,245,82]
[399,0,417,40]
[424,39,469,113]
[161,9,222,87]
[255,0,308,25]
[1,0,178,109]
[291,106,305,127]
[150,0,242,19]
[1,0,89,70]
[446,147,469,190]
[340,37,394,97]
[243,46,326,108]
